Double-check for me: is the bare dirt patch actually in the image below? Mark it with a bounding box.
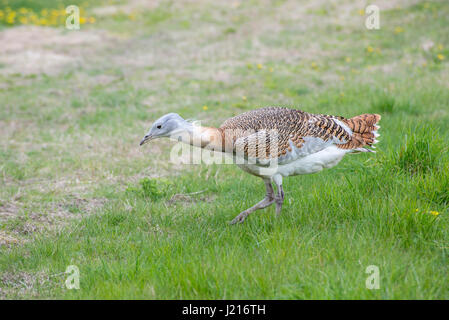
[0,230,20,247]
[92,0,162,16]
[53,196,107,217]
[167,190,215,206]
[0,202,21,223]
[0,196,106,247]
[0,270,64,299]
[0,26,114,75]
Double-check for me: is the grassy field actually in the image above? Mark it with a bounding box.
[1,0,448,299]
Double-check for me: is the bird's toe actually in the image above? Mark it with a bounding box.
[229,213,246,225]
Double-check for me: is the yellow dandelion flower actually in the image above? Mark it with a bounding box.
[202,105,208,111]
[339,75,345,81]
[19,8,28,14]
[358,9,364,16]
[242,96,247,101]
[437,54,445,61]
[19,17,28,24]
[415,208,419,212]
[30,14,39,23]
[257,63,263,69]
[8,11,16,17]
[340,92,344,97]
[41,9,48,16]
[394,26,404,34]
[437,44,444,51]
[311,62,318,69]
[88,17,96,23]
[345,57,351,63]
[80,17,87,24]
[422,61,427,67]
[269,67,274,72]
[366,46,374,53]
[6,13,15,24]
[429,211,440,216]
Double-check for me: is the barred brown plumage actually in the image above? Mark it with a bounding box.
[140,106,381,224]
[219,107,380,160]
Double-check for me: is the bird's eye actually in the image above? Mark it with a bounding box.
[157,125,162,129]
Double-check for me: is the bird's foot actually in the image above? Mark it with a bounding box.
[229,193,275,225]
[229,211,249,225]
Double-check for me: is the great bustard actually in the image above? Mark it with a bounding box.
[140,107,380,224]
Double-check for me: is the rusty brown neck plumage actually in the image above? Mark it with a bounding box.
[176,125,228,152]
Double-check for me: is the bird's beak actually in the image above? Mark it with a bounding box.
[139,134,153,146]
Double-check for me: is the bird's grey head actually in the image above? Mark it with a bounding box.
[140,113,189,146]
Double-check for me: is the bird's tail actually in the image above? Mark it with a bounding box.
[337,114,381,152]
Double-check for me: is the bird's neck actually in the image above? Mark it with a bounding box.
[176,124,226,152]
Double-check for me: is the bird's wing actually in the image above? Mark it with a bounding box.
[221,107,355,165]
[233,130,281,166]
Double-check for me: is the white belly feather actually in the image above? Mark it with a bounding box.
[277,145,347,176]
[237,145,348,179]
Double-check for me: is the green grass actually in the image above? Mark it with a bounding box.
[1,0,449,299]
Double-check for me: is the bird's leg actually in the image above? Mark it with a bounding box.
[275,184,284,216]
[230,180,275,225]
[273,174,284,216]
